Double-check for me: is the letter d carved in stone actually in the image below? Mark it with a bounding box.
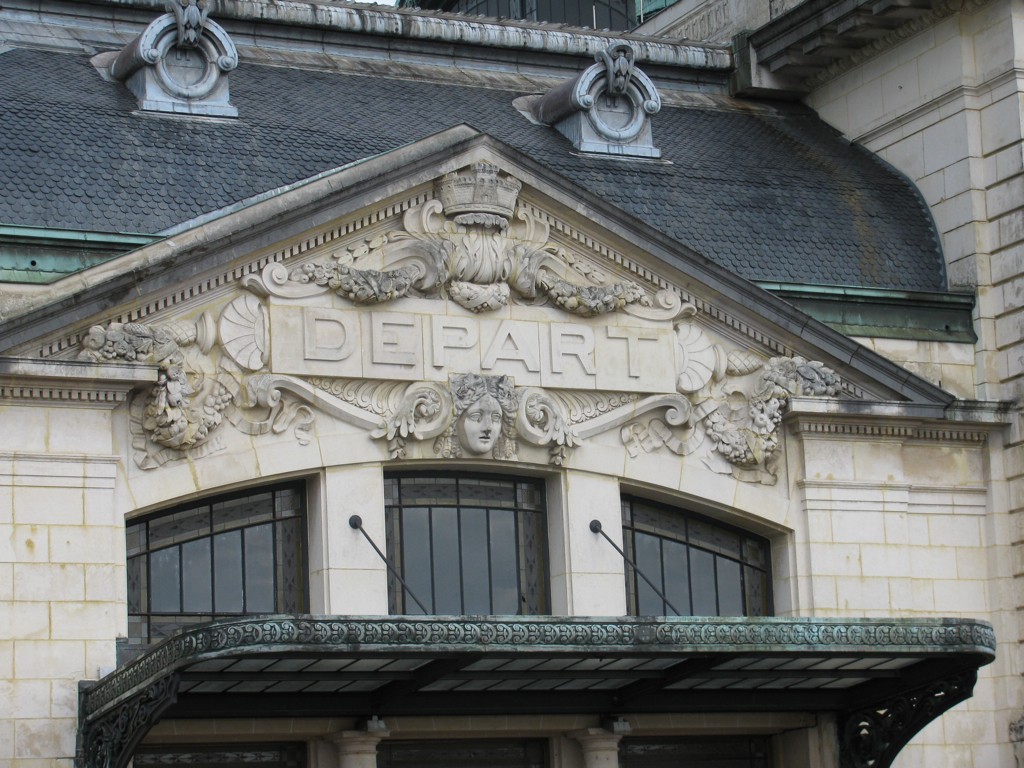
[304,308,358,362]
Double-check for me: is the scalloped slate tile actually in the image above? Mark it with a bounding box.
[0,47,945,292]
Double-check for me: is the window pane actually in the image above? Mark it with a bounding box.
[634,532,663,616]
[214,530,244,612]
[622,497,772,620]
[149,506,209,550]
[743,537,767,568]
[213,492,273,532]
[490,509,518,614]
[688,518,741,558]
[745,566,769,617]
[384,477,399,505]
[150,547,181,612]
[402,507,432,613]
[403,477,458,506]
[127,484,306,646]
[517,482,544,511]
[432,507,461,614]
[461,507,490,613]
[386,474,548,616]
[716,558,743,616]
[126,524,146,557]
[275,487,302,518]
[277,517,303,612]
[127,555,144,613]
[519,509,545,614]
[690,549,716,616]
[662,539,690,617]
[460,478,515,507]
[181,539,212,613]
[245,524,275,613]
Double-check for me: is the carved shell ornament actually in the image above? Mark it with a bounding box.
[243,163,684,322]
[75,166,842,476]
[623,319,843,485]
[78,302,841,477]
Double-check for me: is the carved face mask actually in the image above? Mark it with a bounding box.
[456,393,503,454]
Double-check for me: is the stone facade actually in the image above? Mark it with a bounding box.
[0,1,1018,767]
[0,151,1006,767]
[798,2,1024,763]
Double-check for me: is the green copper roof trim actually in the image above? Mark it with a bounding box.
[0,225,161,284]
[0,225,158,244]
[757,281,976,343]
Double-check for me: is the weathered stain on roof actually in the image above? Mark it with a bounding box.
[0,47,945,291]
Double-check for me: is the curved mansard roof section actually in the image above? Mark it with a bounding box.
[0,4,945,293]
[0,126,959,409]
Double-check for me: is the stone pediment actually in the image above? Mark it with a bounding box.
[0,129,953,482]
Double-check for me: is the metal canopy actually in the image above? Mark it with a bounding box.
[77,615,995,768]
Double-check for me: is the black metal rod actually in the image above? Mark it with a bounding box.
[589,519,683,617]
[349,515,430,614]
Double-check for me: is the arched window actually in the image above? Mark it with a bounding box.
[621,497,771,617]
[126,483,307,647]
[384,473,548,615]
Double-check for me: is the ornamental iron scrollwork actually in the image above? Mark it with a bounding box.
[82,616,995,718]
[78,673,180,768]
[839,669,978,768]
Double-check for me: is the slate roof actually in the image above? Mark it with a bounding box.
[0,46,946,292]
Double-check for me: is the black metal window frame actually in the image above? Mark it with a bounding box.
[621,496,772,618]
[132,743,306,768]
[384,472,550,615]
[126,482,308,647]
[620,736,771,767]
[379,738,547,768]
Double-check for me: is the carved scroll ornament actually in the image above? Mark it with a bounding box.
[78,297,841,477]
[78,318,230,456]
[74,166,842,476]
[244,163,682,321]
[621,320,841,484]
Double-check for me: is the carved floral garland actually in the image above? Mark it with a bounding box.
[72,165,843,478]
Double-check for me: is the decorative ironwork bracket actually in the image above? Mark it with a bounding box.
[838,668,978,768]
[78,673,180,768]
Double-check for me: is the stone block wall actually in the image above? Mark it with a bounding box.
[0,403,124,768]
[789,423,1008,766]
[802,1,1024,762]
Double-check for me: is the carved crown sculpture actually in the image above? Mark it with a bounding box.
[109,0,239,117]
[436,163,523,228]
[531,43,662,158]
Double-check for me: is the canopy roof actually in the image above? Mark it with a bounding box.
[80,615,994,768]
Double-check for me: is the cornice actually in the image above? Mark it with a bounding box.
[0,356,157,406]
[800,0,995,90]
[785,396,1009,442]
[1,0,732,71]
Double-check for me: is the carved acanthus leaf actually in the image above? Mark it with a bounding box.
[79,316,229,460]
[243,164,661,316]
[620,320,843,484]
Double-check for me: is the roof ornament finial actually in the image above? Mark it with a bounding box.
[598,43,634,100]
[166,0,214,48]
[528,42,662,159]
[108,0,238,117]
